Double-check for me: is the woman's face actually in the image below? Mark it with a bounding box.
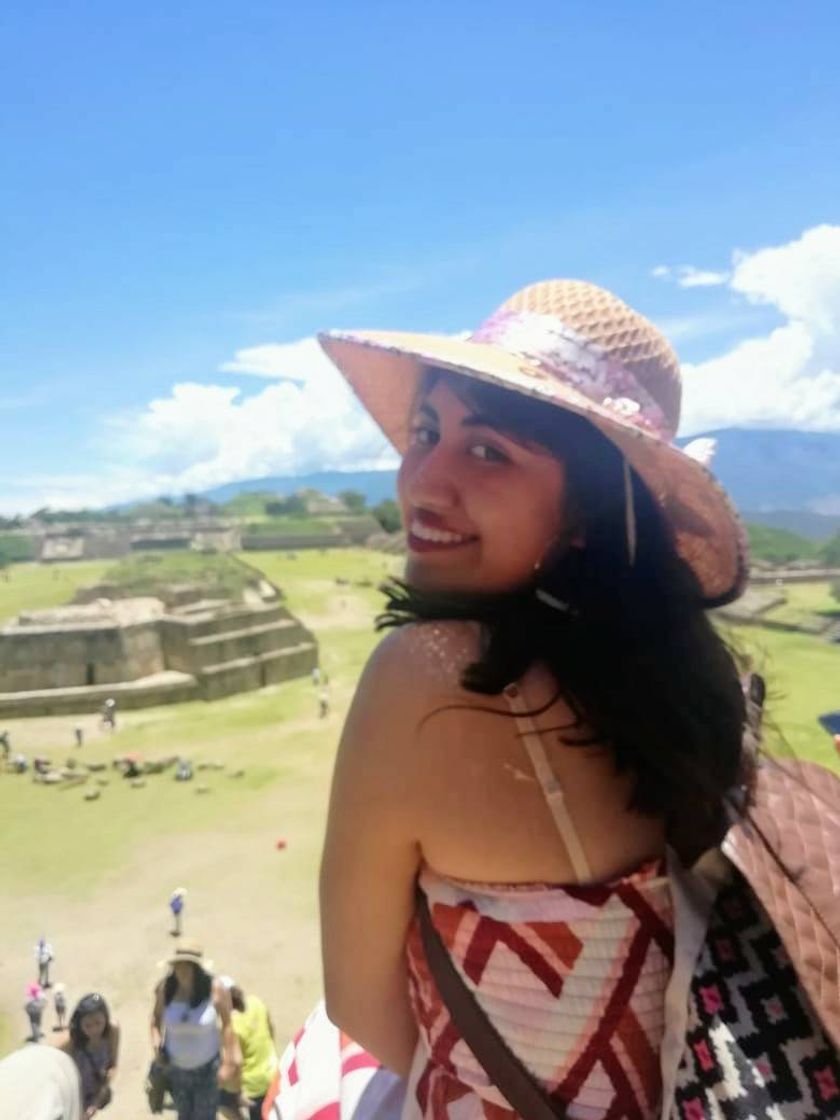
[173,962,195,990]
[80,1010,106,1041]
[398,380,567,594]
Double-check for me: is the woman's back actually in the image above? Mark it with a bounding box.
[393,621,665,887]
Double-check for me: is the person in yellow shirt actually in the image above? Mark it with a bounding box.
[218,978,277,1120]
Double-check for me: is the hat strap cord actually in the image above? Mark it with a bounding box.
[623,458,637,566]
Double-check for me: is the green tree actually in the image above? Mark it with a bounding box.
[820,532,840,569]
[263,494,307,516]
[372,499,402,533]
[338,489,367,513]
[745,523,818,565]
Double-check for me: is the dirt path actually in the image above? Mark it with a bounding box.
[0,768,330,1117]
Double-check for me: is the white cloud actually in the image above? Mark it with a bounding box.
[101,337,395,493]
[679,224,840,434]
[652,264,729,288]
[218,340,315,381]
[677,266,731,289]
[729,224,840,333]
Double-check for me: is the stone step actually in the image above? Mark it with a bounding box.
[165,604,288,639]
[0,670,199,717]
[198,642,318,700]
[185,620,308,669]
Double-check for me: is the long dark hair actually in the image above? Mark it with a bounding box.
[379,370,748,858]
[163,964,212,1009]
[69,993,111,1051]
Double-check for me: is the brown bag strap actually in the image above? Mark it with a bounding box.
[416,887,565,1119]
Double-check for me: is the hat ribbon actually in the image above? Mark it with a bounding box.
[469,309,673,440]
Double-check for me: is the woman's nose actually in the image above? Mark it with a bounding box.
[403,445,459,511]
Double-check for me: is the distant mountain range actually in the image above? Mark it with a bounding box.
[194,429,840,540]
[203,470,400,507]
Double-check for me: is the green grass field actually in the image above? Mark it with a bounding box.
[0,560,112,624]
[0,550,401,896]
[0,551,835,898]
[760,579,839,627]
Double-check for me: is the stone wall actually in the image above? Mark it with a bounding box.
[0,620,164,691]
[0,595,317,716]
[240,533,343,551]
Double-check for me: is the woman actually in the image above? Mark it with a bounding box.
[59,993,119,1118]
[218,978,278,1120]
[151,939,239,1120]
[273,279,840,1119]
[24,982,46,1043]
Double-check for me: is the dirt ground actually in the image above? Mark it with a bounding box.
[0,722,333,1119]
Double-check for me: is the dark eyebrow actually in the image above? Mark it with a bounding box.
[415,402,438,423]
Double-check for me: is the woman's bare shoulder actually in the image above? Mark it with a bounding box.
[365,621,481,696]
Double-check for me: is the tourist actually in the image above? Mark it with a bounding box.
[24,982,46,1042]
[275,279,840,1115]
[0,1044,82,1120]
[59,992,119,1117]
[100,698,116,731]
[150,940,239,1120]
[317,689,329,719]
[175,758,194,782]
[74,725,84,748]
[0,729,10,761]
[218,978,277,1120]
[311,665,321,686]
[169,887,186,937]
[34,936,53,988]
[53,983,68,1031]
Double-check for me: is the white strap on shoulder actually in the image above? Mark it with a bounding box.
[503,684,592,884]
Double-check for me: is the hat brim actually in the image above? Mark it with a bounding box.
[160,955,214,972]
[319,329,748,606]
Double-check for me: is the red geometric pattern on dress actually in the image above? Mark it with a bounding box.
[340,1051,380,1077]
[556,896,672,1106]
[599,1043,647,1120]
[307,1105,340,1120]
[615,879,676,963]
[459,911,582,997]
[615,1007,661,1111]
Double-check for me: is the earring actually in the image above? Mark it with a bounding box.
[533,534,572,614]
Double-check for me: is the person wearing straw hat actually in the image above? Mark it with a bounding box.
[151,939,239,1120]
[279,279,840,1119]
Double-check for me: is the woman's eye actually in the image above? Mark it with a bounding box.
[409,425,438,446]
[470,443,509,463]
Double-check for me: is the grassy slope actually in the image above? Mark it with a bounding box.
[0,560,112,624]
[760,579,839,626]
[1,551,836,894]
[725,623,840,767]
[0,551,399,896]
[0,549,399,1061]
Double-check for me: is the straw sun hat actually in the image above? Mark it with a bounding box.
[319,279,748,605]
[161,939,213,973]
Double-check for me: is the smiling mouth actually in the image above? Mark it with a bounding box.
[408,516,477,552]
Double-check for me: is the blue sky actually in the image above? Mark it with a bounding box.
[2,1,839,513]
